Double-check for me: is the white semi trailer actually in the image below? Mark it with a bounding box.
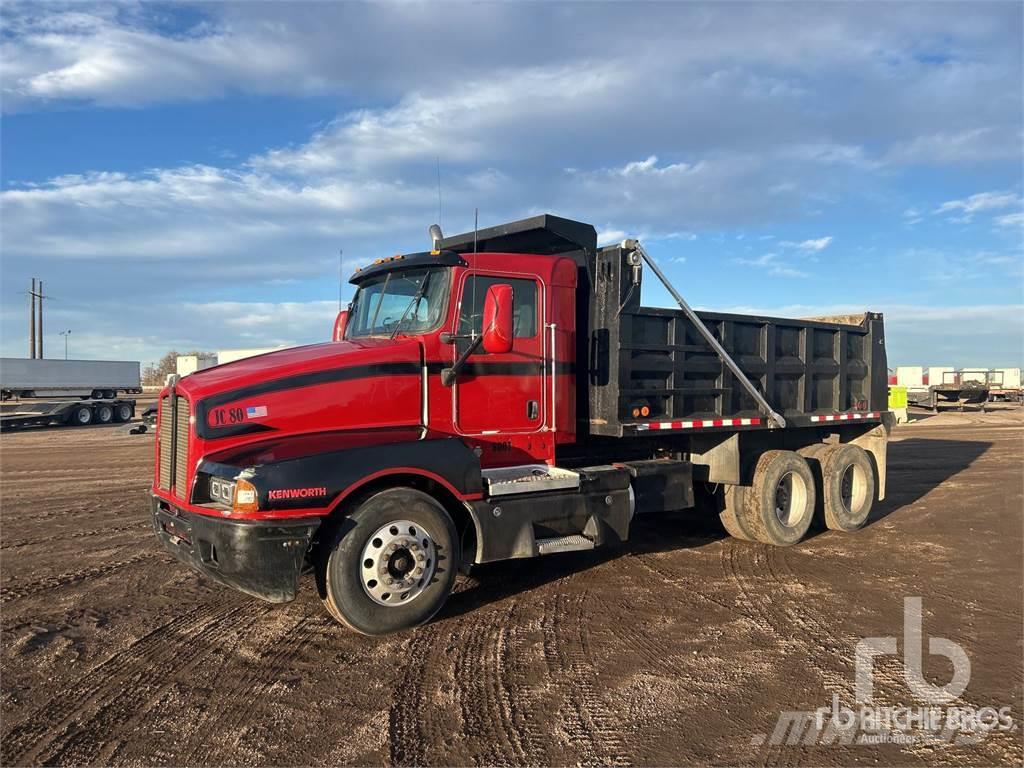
[0,359,141,400]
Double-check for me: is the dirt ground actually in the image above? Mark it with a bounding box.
[1,405,1022,767]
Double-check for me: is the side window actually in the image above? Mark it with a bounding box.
[458,275,538,349]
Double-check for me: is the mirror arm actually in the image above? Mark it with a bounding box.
[441,335,483,387]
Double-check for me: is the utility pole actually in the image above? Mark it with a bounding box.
[37,279,44,359]
[29,278,36,358]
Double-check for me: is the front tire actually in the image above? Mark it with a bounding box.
[320,488,458,635]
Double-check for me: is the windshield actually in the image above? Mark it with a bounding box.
[346,267,450,338]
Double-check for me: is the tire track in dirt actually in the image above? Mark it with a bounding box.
[450,600,533,766]
[2,522,143,550]
[1,598,259,766]
[168,613,319,767]
[540,590,630,766]
[0,552,153,603]
[389,621,446,766]
[767,546,1019,768]
[717,542,851,768]
[36,601,270,767]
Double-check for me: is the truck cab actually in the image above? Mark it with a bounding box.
[151,214,891,635]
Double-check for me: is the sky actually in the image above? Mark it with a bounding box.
[1,1,1022,368]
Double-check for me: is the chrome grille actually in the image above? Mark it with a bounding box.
[174,395,190,496]
[158,396,172,489]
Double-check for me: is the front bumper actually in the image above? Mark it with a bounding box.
[151,495,320,603]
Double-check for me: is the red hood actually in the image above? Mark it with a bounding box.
[178,339,420,400]
[172,338,425,445]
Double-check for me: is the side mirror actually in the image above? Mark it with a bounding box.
[481,284,513,354]
[332,309,349,341]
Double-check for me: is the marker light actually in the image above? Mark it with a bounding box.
[640,405,651,417]
[232,478,259,514]
[632,407,641,418]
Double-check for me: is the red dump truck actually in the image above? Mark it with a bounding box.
[151,215,891,634]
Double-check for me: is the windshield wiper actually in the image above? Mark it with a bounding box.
[389,273,432,340]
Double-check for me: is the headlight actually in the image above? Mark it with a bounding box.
[209,477,236,505]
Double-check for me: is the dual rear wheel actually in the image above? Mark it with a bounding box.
[720,444,874,546]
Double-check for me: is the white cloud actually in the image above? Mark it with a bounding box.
[734,253,808,278]
[935,190,1021,221]
[782,236,834,252]
[995,211,1024,228]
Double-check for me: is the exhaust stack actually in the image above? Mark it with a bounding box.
[429,224,443,251]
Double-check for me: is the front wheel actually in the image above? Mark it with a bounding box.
[320,488,459,635]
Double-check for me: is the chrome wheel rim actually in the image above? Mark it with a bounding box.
[774,471,808,527]
[360,520,437,607]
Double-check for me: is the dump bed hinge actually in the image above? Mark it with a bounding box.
[623,239,787,429]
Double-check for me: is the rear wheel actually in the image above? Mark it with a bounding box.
[114,403,134,422]
[743,451,816,546]
[817,444,875,532]
[70,406,93,426]
[95,404,114,423]
[797,443,830,528]
[320,488,458,635]
[719,484,756,541]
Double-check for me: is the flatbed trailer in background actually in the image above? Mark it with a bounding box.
[0,399,136,430]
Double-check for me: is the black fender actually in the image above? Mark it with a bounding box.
[200,436,483,514]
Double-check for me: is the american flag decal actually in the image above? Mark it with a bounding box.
[246,405,268,419]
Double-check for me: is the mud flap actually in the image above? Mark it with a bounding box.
[848,413,893,501]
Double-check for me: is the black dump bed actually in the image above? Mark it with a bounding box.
[439,214,887,438]
[588,244,888,436]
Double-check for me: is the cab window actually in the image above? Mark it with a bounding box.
[458,275,538,343]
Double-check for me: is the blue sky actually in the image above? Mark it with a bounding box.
[1,1,1021,367]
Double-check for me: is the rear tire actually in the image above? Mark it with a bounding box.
[114,403,134,422]
[818,444,875,532]
[96,404,114,423]
[797,443,831,528]
[320,488,458,635]
[743,451,816,546]
[719,484,756,541]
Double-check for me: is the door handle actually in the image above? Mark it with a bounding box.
[527,400,539,420]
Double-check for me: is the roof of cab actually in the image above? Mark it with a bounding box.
[349,250,466,285]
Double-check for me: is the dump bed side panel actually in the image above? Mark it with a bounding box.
[588,246,887,436]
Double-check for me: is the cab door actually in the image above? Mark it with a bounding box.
[452,271,545,434]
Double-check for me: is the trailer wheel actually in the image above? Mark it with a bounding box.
[743,451,816,546]
[96,404,114,424]
[817,444,874,532]
[70,405,93,426]
[319,488,459,635]
[114,403,133,422]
